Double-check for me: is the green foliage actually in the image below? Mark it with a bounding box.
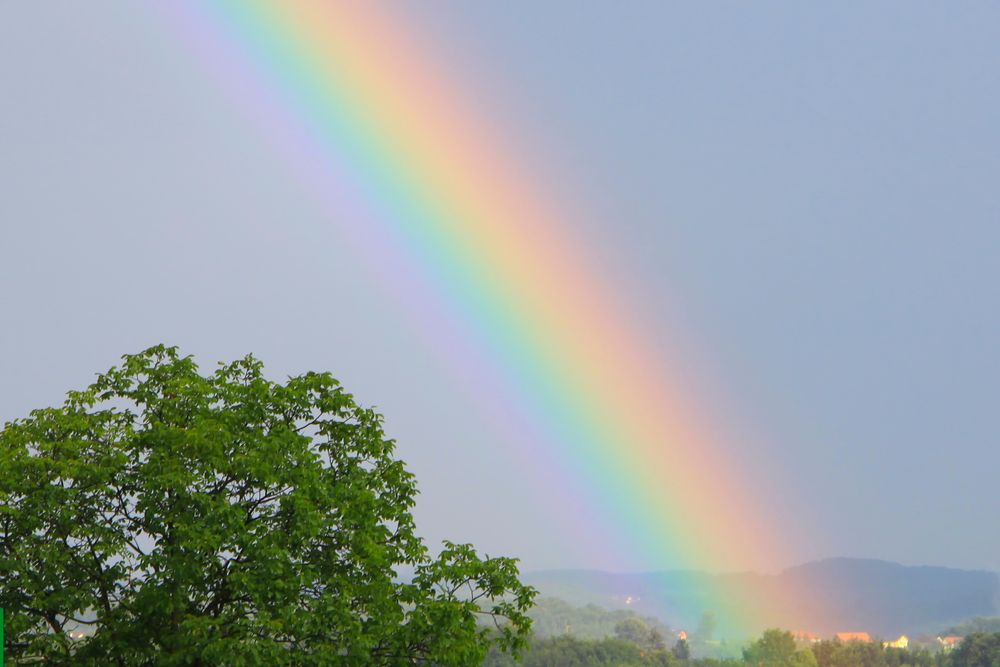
[743,629,816,667]
[949,633,1000,667]
[811,637,942,667]
[944,618,1000,637]
[483,635,683,667]
[615,616,667,652]
[673,637,691,660]
[488,617,1000,667]
[528,597,671,641]
[0,346,536,665]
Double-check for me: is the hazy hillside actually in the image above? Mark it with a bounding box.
[525,559,1000,639]
[528,597,672,640]
[943,616,1000,636]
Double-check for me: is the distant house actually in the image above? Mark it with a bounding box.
[938,636,963,651]
[836,632,872,642]
[792,631,821,643]
[884,635,909,649]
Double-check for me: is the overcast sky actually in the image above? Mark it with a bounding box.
[2,3,998,573]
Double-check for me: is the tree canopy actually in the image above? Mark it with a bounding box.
[526,597,671,642]
[949,633,1000,667]
[742,630,816,667]
[0,346,535,665]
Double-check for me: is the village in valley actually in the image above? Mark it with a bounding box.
[789,631,962,652]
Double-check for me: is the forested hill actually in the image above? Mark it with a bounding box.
[525,558,1000,638]
[527,597,672,640]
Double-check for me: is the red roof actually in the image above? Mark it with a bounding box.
[836,632,871,642]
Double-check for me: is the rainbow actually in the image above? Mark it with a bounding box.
[158,1,806,636]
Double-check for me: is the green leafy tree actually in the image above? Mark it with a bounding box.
[810,637,943,667]
[950,632,1000,667]
[615,617,650,645]
[649,627,668,652]
[615,616,667,652]
[484,635,684,667]
[0,346,536,665]
[744,629,817,667]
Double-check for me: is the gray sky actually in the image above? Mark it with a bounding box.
[2,2,998,573]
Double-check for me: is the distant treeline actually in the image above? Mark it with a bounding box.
[528,597,672,640]
[943,617,1000,637]
[490,597,1000,666]
[484,629,1000,667]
